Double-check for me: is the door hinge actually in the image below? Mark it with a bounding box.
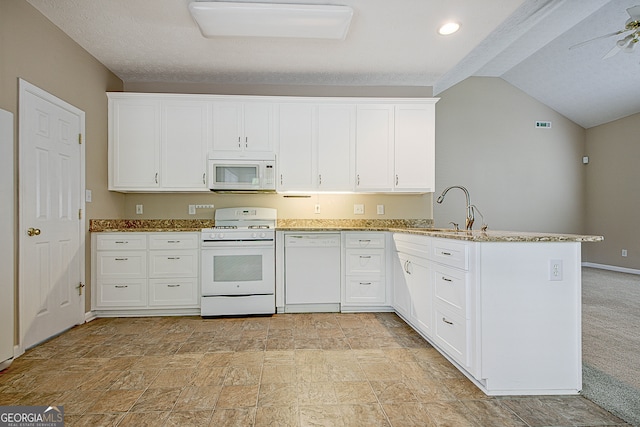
[77,282,85,296]
[78,133,82,145]
[78,208,82,219]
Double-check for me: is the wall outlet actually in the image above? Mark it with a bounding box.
[549,259,563,281]
[314,204,321,214]
[377,204,385,215]
[85,189,92,203]
[622,249,628,257]
[354,204,364,215]
[135,204,143,215]
[195,204,214,209]
[188,205,196,215]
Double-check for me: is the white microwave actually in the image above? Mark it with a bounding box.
[207,158,276,192]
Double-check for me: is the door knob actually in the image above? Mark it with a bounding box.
[27,227,41,236]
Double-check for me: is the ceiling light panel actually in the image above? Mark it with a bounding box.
[438,22,460,36]
[189,2,354,39]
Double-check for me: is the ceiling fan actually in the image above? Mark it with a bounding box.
[571,5,640,58]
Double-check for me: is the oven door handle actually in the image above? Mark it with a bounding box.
[202,239,274,248]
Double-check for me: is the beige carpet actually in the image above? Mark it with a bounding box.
[582,267,640,426]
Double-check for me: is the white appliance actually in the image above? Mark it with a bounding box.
[201,207,276,316]
[207,155,276,192]
[284,233,341,312]
[1,109,14,369]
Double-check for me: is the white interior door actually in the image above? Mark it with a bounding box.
[19,80,85,350]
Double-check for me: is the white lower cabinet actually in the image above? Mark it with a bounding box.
[92,232,200,315]
[342,233,388,310]
[392,233,583,396]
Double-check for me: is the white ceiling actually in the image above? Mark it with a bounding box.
[26,0,640,128]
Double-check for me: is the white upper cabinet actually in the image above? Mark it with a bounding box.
[212,101,274,155]
[317,104,355,191]
[110,97,161,190]
[277,103,316,191]
[109,93,437,193]
[109,94,210,192]
[355,104,395,191]
[161,100,209,190]
[277,102,356,192]
[394,104,436,192]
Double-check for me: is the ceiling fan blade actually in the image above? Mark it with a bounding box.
[602,44,622,59]
[626,5,640,21]
[569,30,625,50]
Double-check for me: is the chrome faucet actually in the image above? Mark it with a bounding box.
[436,185,475,230]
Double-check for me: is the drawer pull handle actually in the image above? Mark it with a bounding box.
[114,258,128,261]
[442,276,452,282]
[167,284,181,288]
[359,282,372,285]
[166,240,181,243]
[115,285,128,289]
[167,257,181,260]
[359,255,372,259]
[442,317,454,325]
[114,241,128,244]
[359,239,371,243]
[441,251,452,256]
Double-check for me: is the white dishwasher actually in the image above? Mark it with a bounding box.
[284,233,341,312]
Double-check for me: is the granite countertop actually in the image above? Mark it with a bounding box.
[89,219,603,243]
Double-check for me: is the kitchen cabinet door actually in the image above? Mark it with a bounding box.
[161,100,209,190]
[393,253,411,319]
[317,104,355,191]
[212,101,243,152]
[355,104,394,191]
[243,102,274,153]
[277,103,316,191]
[109,98,160,190]
[394,104,435,192]
[406,254,432,338]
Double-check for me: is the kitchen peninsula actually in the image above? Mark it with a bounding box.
[90,218,603,396]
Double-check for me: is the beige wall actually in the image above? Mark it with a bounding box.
[1,0,124,335]
[434,77,587,235]
[123,193,432,220]
[583,112,640,269]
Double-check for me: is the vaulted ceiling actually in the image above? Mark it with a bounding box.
[26,0,640,128]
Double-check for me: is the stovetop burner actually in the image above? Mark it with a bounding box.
[249,225,270,229]
[213,225,237,229]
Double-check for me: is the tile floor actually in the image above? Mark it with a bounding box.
[0,313,629,426]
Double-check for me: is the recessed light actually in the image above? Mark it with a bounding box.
[438,22,460,36]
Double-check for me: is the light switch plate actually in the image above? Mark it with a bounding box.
[354,204,364,215]
[377,204,384,215]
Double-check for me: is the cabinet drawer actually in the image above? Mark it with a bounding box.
[96,252,146,278]
[345,277,385,304]
[346,250,384,275]
[431,238,469,270]
[344,233,385,249]
[97,280,146,307]
[434,306,468,366]
[149,233,199,250]
[433,265,468,317]
[96,234,147,250]
[149,251,198,277]
[394,233,430,258]
[149,278,198,307]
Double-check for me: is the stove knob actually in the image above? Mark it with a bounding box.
[251,232,257,238]
[209,233,215,239]
[218,233,224,239]
[260,232,266,238]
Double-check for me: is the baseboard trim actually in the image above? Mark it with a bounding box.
[582,262,640,275]
[84,311,97,323]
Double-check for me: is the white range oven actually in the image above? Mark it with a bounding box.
[200,207,276,316]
